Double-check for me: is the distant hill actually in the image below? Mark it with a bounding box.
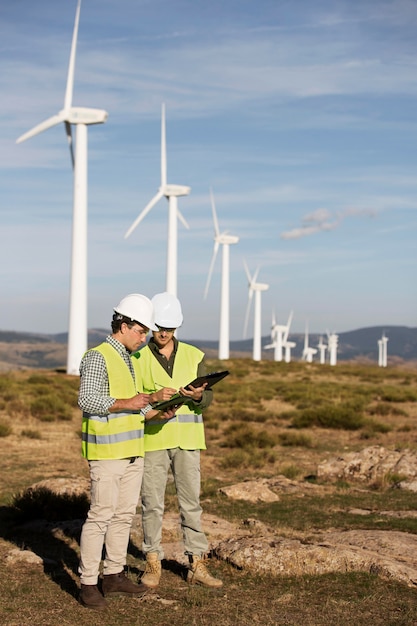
[0,326,415,371]
[190,326,417,362]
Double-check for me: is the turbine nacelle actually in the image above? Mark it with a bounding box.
[65,106,108,124]
[272,324,290,333]
[162,184,191,198]
[249,283,269,292]
[216,233,239,245]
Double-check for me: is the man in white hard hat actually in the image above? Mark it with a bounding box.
[134,292,223,589]
[77,293,177,610]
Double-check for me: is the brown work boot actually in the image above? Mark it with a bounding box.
[102,571,148,597]
[141,552,162,588]
[78,584,107,610]
[187,555,223,588]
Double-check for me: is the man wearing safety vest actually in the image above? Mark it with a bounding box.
[77,293,176,610]
[134,292,223,589]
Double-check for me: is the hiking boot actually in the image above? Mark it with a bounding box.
[187,555,223,588]
[78,584,107,610]
[141,552,162,588]
[102,571,149,597]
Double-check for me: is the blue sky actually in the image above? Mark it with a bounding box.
[1,0,416,341]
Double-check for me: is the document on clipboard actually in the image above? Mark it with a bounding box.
[151,370,229,412]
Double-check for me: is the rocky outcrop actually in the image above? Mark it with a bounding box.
[317,445,417,490]
[214,530,417,587]
[218,479,280,503]
[217,475,327,504]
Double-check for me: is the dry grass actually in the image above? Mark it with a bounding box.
[1,361,417,625]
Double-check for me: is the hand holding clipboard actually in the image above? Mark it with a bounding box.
[151,370,229,412]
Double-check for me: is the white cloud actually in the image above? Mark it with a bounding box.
[281,207,376,240]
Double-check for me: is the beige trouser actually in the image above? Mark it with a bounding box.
[141,448,208,559]
[79,457,144,585]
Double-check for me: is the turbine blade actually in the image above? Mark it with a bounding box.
[177,208,189,229]
[65,121,75,168]
[64,0,81,110]
[210,188,220,236]
[161,103,167,187]
[243,259,252,283]
[243,289,253,339]
[283,310,293,342]
[272,309,276,326]
[203,241,220,300]
[124,190,164,239]
[253,266,260,283]
[16,113,65,143]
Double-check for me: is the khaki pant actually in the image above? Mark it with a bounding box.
[141,448,208,559]
[79,457,144,585]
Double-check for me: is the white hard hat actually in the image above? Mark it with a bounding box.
[114,294,157,330]
[151,292,183,328]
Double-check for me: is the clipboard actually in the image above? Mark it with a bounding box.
[151,370,229,412]
[184,370,229,390]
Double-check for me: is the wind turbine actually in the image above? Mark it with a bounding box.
[378,332,388,367]
[327,331,339,366]
[265,310,293,362]
[16,0,108,375]
[302,322,317,363]
[243,262,269,362]
[125,103,190,296]
[317,336,327,364]
[204,189,239,360]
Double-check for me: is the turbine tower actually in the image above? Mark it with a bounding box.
[265,310,293,362]
[317,336,327,364]
[204,189,239,360]
[16,0,108,375]
[327,331,339,366]
[283,338,296,363]
[125,103,190,296]
[302,322,317,363]
[378,332,388,367]
[243,262,269,362]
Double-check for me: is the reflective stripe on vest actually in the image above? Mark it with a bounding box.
[146,413,204,426]
[134,343,206,451]
[81,342,145,460]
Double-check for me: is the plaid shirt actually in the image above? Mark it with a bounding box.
[78,335,137,416]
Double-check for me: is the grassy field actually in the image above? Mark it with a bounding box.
[1,360,417,625]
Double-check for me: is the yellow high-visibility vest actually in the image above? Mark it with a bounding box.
[134,343,206,451]
[81,342,145,460]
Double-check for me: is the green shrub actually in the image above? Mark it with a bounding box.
[291,405,365,430]
[377,386,417,403]
[21,429,42,439]
[278,431,313,447]
[220,449,250,469]
[223,423,277,449]
[27,374,48,385]
[30,395,72,421]
[280,464,301,479]
[362,419,391,434]
[368,403,407,417]
[276,410,299,421]
[0,420,12,437]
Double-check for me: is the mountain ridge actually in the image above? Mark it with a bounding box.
[0,325,415,371]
